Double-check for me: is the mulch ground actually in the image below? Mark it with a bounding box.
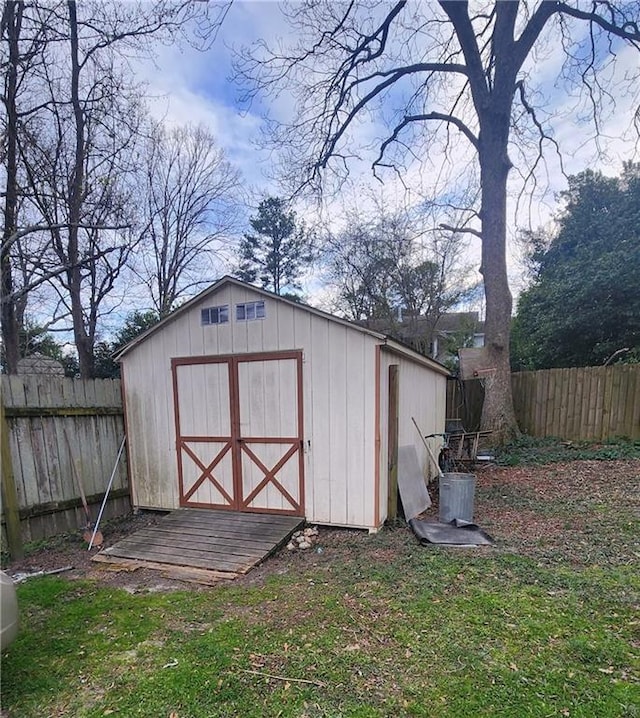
[6,458,639,592]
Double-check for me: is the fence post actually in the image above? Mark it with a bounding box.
[1,399,24,560]
[387,365,400,521]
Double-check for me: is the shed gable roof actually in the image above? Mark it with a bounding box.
[114,276,449,375]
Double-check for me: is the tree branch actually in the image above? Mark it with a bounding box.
[2,246,124,305]
[514,79,565,175]
[439,223,482,239]
[556,2,640,43]
[1,223,130,260]
[511,2,560,72]
[438,1,490,108]
[317,63,469,172]
[372,112,478,175]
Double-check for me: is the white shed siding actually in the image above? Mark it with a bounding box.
[306,314,330,522]
[122,336,177,510]
[377,348,447,523]
[121,282,380,528]
[305,317,377,528]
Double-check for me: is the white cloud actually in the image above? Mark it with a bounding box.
[80,4,640,325]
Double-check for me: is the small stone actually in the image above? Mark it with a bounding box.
[292,531,302,538]
[298,541,311,549]
[303,528,314,537]
[286,542,296,551]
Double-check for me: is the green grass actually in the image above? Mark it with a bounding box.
[2,537,639,717]
[3,457,639,717]
[494,436,640,466]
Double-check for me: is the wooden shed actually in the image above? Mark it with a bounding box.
[116,277,449,531]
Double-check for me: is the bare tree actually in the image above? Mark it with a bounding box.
[1,0,60,372]
[2,0,231,375]
[135,123,242,318]
[13,0,146,377]
[236,1,640,440]
[326,203,469,354]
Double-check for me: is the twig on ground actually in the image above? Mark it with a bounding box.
[238,669,326,688]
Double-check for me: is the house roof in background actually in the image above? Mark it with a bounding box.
[360,311,484,340]
[435,312,484,333]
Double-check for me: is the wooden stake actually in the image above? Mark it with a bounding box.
[1,398,24,560]
[387,365,400,520]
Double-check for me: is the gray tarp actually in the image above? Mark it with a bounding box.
[409,517,494,546]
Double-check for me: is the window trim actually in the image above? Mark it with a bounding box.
[236,300,266,322]
[201,304,229,325]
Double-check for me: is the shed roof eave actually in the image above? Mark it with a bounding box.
[381,338,451,376]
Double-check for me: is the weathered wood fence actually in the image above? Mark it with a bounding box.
[1,375,130,553]
[447,364,640,441]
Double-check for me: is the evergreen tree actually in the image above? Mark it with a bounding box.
[512,164,640,370]
[237,197,314,296]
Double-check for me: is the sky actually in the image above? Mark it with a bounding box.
[22,0,638,345]
[134,1,639,312]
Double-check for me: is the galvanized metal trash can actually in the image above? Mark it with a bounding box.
[439,472,476,523]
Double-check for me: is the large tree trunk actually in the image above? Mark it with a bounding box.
[67,0,94,378]
[1,0,22,374]
[478,116,519,442]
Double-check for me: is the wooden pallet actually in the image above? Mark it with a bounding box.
[93,508,304,577]
[92,553,238,585]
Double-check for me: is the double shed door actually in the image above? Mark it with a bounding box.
[172,351,304,515]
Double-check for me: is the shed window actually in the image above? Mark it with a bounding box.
[236,301,266,321]
[201,305,229,325]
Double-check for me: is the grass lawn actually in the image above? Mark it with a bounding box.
[2,453,639,717]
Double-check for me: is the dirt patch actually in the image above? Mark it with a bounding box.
[6,459,639,590]
[5,512,184,593]
[475,458,640,565]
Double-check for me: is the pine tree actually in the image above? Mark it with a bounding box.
[237,197,314,296]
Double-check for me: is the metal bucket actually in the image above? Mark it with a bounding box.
[439,472,476,523]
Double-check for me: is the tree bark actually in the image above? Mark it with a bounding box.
[67,0,94,378]
[477,110,519,441]
[1,0,22,373]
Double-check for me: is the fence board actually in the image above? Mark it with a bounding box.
[524,372,535,434]
[631,367,640,441]
[548,369,558,437]
[447,365,640,441]
[1,376,130,546]
[536,370,547,436]
[609,365,620,437]
[571,368,583,440]
[580,368,592,440]
[563,369,572,438]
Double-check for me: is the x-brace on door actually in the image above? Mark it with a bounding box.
[172,351,304,515]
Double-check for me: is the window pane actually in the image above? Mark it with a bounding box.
[256,301,266,318]
[219,305,229,323]
[246,303,256,320]
[201,308,210,325]
[236,304,246,321]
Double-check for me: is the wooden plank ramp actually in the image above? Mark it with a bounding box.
[93,508,304,578]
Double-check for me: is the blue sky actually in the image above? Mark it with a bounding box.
[70,0,634,338]
[137,2,638,307]
[146,5,638,195]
